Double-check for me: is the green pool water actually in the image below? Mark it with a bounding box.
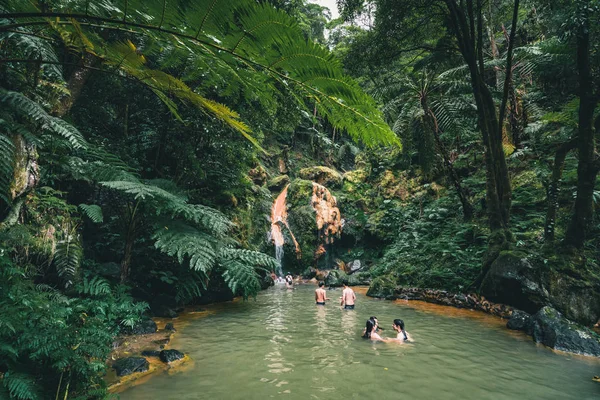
[117,285,600,399]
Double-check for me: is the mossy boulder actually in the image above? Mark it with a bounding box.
[287,179,314,208]
[298,166,343,188]
[367,276,397,299]
[544,259,600,326]
[267,174,290,191]
[480,251,547,314]
[532,306,600,356]
[325,270,347,287]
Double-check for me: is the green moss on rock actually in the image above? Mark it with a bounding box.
[267,174,290,191]
[367,275,397,298]
[298,166,343,188]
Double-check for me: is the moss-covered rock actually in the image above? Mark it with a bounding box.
[533,306,600,356]
[298,166,343,188]
[287,179,314,208]
[325,269,348,287]
[267,174,290,191]
[367,275,397,299]
[479,251,547,313]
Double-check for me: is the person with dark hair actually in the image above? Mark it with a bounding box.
[315,281,329,305]
[340,280,355,309]
[362,317,384,340]
[392,319,409,341]
[285,274,293,289]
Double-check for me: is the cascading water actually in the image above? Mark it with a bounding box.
[270,184,300,276]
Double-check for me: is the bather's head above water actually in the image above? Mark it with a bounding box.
[393,319,408,340]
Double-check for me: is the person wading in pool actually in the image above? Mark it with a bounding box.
[340,280,356,309]
[391,319,409,341]
[362,317,384,340]
[285,274,294,289]
[315,281,329,305]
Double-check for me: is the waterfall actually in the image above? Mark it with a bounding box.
[275,244,284,276]
[270,184,300,276]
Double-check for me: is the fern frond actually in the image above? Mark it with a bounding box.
[221,259,262,300]
[99,180,184,203]
[219,247,278,271]
[1,0,399,148]
[78,204,103,223]
[77,275,111,297]
[0,90,87,149]
[54,238,81,287]
[2,371,40,400]
[0,130,15,203]
[153,223,218,273]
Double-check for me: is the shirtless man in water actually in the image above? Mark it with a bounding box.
[315,282,329,305]
[340,280,356,309]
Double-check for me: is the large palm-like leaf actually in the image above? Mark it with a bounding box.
[1,0,399,148]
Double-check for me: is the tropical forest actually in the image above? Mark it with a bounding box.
[0,0,599,399]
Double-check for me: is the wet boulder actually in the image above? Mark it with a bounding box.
[506,310,534,334]
[122,317,157,335]
[532,306,600,356]
[480,251,547,314]
[160,349,185,363]
[113,357,149,377]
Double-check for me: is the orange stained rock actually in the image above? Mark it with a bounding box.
[311,183,342,244]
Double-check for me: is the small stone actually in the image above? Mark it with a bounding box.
[164,323,176,332]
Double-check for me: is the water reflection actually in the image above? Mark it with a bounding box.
[118,285,600,400]
[265,287,293,374]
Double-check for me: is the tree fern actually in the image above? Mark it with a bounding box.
[1,0,399,148]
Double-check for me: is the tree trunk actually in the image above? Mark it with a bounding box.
[445,0,514,235]
[544,138,577,243]
[565,26,599,248]
[2,55,96,226]
[508,82,522,149]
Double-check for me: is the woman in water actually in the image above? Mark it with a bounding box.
[391,319,409,341]
[362,317,384,340]
[285,274,293,289]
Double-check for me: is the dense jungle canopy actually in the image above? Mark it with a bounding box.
[0,0,599,398]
